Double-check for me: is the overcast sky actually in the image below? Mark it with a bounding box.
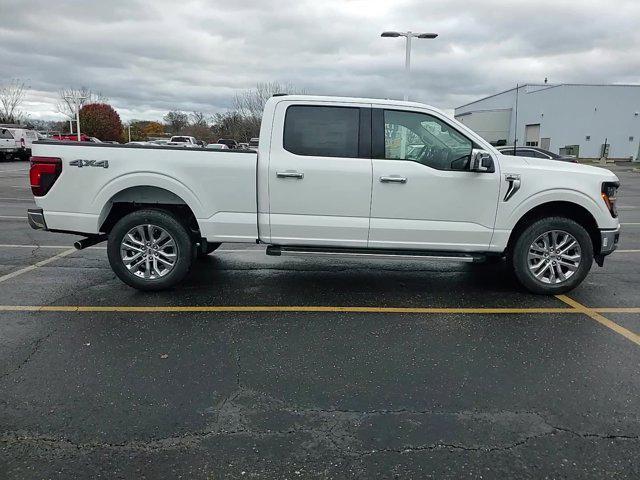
[3,0,640,121]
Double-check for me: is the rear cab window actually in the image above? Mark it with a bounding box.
[283,105,361,158]
[0,129,14,139]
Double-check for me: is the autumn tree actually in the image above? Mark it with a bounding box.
[127,120,166,141]
[142,121,165,138]
[0,79,28,124]
[79,103,123,142]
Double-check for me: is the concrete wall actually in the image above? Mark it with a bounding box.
[455,109,511,144]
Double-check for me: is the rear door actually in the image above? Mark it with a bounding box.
[267,100,372,247]
[368,107,500,251]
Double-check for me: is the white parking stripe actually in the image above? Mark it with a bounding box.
[0,197,32,201]
[0,215,27,219]
[0,248,76,283]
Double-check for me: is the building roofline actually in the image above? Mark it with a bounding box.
[455,83,640,110]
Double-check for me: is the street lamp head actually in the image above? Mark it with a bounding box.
[417,33,438,39]
[381,31,402,37]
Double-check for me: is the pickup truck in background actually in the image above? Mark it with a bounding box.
[167,136,201,147]
[0,126,38,161]
[27,95,620,294]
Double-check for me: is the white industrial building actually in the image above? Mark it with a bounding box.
[454,84,640,161]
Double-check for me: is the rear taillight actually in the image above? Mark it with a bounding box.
[601,181,619,218]
[30,156,62,197]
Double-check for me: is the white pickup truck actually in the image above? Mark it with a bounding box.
[167,136,201,148]
[28,95,620,294]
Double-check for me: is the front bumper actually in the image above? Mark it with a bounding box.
[599,226,620,255]
[27,208,47,230]
[594,226,620,267]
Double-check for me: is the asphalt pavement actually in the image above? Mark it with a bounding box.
[0,160,639,479]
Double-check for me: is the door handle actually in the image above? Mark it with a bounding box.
[380,175,407,184]
[276,171,304,179]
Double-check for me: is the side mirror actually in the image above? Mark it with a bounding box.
[470,149,495,173]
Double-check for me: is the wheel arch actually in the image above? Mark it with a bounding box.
[98,185,200,236]
[505,201,600,256]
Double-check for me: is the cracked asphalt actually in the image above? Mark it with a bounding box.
[0,160,639,479]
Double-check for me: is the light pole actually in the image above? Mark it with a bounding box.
[381,31,438,101]
[64,94,88,141]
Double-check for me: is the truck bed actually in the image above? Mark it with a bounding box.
[31,141,259,242]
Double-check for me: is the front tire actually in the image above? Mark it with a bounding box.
[511,216,593,294]
[107,209,194,291]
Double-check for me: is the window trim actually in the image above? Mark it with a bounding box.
[372,107,478,170]
[282,104,371,159]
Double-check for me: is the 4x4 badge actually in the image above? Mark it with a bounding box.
[69,159,109,168]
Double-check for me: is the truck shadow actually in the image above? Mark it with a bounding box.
[182,255,539,308]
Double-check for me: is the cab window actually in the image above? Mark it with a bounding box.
[284,105,360,158]
[382,110,473,171]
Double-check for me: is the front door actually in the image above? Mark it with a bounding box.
[368,107,501,251]
[268,101,372,247]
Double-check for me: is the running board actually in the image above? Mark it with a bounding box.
[266,246,486,263]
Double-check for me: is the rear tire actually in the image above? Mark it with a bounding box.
[107,209,194,291]
[510,216,593,294]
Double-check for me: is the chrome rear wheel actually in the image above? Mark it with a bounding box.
[120,224,178,279]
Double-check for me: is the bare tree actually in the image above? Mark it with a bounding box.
[56,87,109,120]
[233,81,306,122]
[163,110,189,134]
[0,79,28,124]
[190,111,210,127]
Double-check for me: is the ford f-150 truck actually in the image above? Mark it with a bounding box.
[27,95,620,294]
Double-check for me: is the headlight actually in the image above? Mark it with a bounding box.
[601,181,619,218]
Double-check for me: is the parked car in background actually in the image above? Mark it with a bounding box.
[238,142,249,149]
[51,133,94,142]
[168,136,201,148]
[125,141,151,146]
[498,146,578,163]
[249,137,259,149]
[205,143,229,150]
[217,138,238,149]
[149,139,170,146]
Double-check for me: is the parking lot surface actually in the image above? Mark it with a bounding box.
[0,160,639,479]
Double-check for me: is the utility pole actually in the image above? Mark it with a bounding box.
[64,94,88,141]
[381,31,438,101]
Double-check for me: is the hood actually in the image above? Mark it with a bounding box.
[498,154,619,182]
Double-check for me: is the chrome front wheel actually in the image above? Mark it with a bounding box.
[526,230,581,285]
[120,224,178,279]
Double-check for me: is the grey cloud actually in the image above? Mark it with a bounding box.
[1,0,639,121]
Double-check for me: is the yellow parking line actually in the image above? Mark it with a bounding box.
[594,307,640,313]
[0,305,575,314]
[0,249,76,284]
[556,295,640,346]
